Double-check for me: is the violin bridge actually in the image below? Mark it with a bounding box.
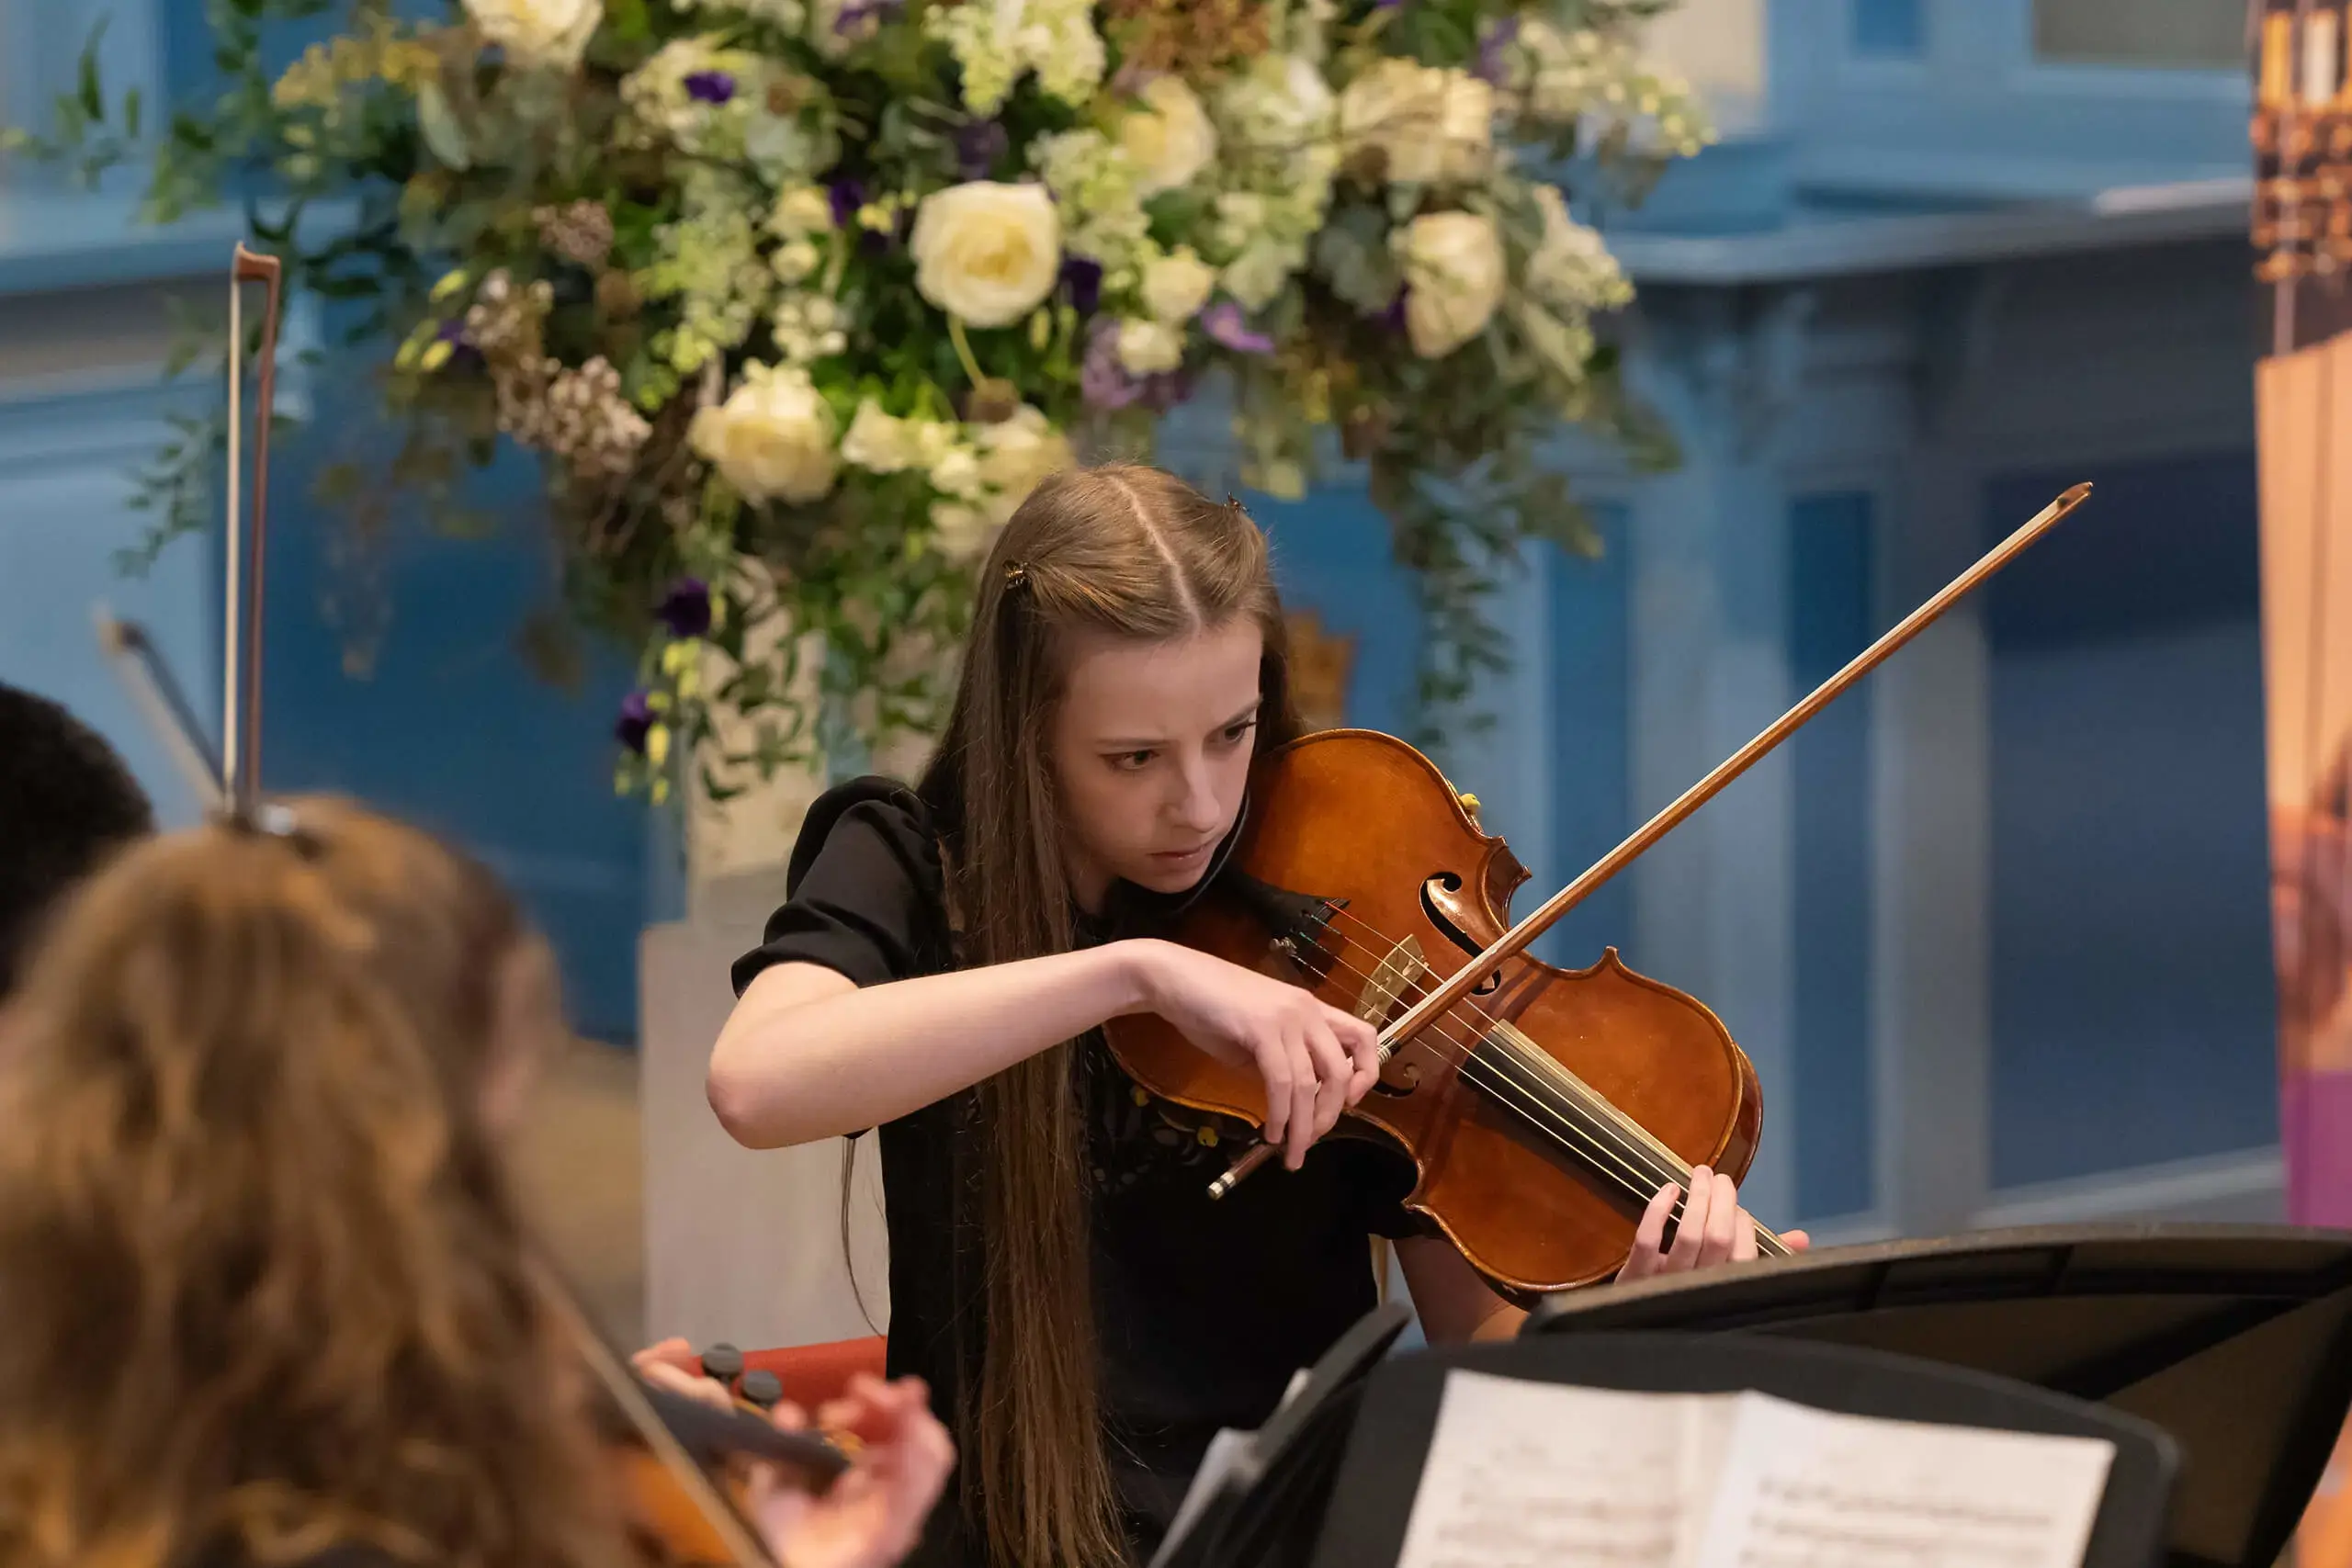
[1357,935,1430,1031]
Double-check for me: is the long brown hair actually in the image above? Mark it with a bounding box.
[0,799,628,1568]
[917,463,1301,1568]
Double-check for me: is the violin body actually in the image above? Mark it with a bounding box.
[1102,729,1762,1299]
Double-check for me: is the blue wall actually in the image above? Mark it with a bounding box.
[1788,491,1877,1219]
[255,365,650,1042]
[1983,454,2278,1186]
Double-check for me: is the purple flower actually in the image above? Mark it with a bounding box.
[657,577,712,638]
[1061,256,1103,315]
[834,0,904,33]
[1376,289,1409,333]
[1203,301,1275,355]
[615,690,654,754]
[1080,322,1141,410]
[828,177,867,230]
[1372,0,1406,10]
[684,70,736,105]
[435,315,483,369]
[955,118,1011,179]
[1474,16,1521,84]
[1080,318,1191,412]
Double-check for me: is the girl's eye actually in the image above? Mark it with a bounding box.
[1218,718,1259,746]
[1111,750,1156,771]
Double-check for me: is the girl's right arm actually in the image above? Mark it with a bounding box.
[707,939,1380,1167]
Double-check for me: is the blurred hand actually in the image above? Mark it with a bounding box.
[1615,1168,1811,1282]
[747,1374,955,1568]
[630,1336,736,1415]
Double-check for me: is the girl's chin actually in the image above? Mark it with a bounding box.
[1126,851,1216,891]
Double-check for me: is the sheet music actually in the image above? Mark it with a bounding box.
[1694,1393,2114,1568]
[1392,1371,1729,1568]
[1393,1374,2114,1568]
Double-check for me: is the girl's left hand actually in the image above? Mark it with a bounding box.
[629,1336,738,1415]
[1615,1167,1811,1282]
[745,1374,956,1568]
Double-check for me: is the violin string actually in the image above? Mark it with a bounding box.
[1306,900,1706,1174]
[1248,909,1777,1247]
[1442,1041,1767,1252]
[1255,916,1675,1190]
[1295,906,1701,1188]
[1245,925,1687,1213]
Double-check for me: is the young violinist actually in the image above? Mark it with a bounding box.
[709,462,1809,1568]
[0,796,951,1568]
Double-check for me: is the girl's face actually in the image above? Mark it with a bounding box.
[1051,619,1264,910]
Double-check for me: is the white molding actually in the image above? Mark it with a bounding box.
[1971,1145,2286,1228]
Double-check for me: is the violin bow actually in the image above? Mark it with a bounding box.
[1215,481,2098,1212]
[93,244,775,1568]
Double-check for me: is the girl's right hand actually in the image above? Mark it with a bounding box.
[1127,940,1382,1170]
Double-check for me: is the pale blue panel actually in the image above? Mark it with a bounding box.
[1984,455,2278,1189]
[1854,0,1928,58]
[1544,509,1633,971]
[1787,491,1875,1221]
[0,388,216,829]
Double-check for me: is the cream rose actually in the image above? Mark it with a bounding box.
[1219,240,1297,312]
[1119,75,1219,196]
[909,181,1063,328]
[931,500,993,563]
[1115,318,1185,375]
[1339,59,1492,186]
[688,364,839,504]
[840,400,917,473]
[1141,246,1216,322]
[464,0,601,68]
[977,405,1076,524]
[1525,184,1632,313]
[1395,210,1505,358]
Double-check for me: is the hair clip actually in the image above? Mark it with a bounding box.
[1226,494,1246,513]
[1003,561,1030,591]
[218,798,323,859]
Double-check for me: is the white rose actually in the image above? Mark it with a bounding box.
[977,405,1076,522]
[687,364,839,503]
[1141,247,1216,322]
[1339,60,1491,186]
[1524,184,1631,312]
[1115,318,1185,374]
[1395,210,1505,358]
[932,500,994,563]
[930,445,985,500]
[1220,240,1295,311]
[909,181,1063,328]
[841,400,921,473]
[465,0,602,68]
[772,184,836,236]
[1119,75,1219,196]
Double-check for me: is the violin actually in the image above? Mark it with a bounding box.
[1102,482,2096,1298]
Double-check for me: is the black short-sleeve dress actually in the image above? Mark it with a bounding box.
[732,778,1419,1568]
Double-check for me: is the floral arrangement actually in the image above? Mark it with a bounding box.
[12,0,1702,801]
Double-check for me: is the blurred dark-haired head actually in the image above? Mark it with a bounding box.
[0,683,154,997]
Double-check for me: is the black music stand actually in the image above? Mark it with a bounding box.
[1149,1301,1414,1568]
[1308,1331,2179,1568]
[1525,1224,2352,1568]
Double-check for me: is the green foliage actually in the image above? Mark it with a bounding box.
[6,0,1705,799]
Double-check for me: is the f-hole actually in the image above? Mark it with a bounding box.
[1419,874,1504,995]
